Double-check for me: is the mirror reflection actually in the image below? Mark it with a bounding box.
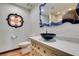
[39,3,79,27]
[6,13,24,28]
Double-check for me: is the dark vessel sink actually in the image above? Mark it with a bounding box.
[41,33,56,40]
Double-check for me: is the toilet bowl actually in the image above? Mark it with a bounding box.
[18,41,31,54]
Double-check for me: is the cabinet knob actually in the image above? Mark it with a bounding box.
[38,47,40,50]
[43,50,46,53]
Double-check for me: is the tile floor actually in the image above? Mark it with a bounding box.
[0,49,32,56]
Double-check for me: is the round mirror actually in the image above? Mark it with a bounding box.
[6,13,24,28]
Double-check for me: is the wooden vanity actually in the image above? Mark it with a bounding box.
[29,36,73,56]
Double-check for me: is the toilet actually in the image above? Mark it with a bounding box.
[18,41,31,54]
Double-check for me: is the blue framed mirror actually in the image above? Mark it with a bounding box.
[39,3,79,27]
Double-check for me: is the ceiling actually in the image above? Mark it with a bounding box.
[13,3,38,11]
[43,3,77,15]
[12,3,77,14]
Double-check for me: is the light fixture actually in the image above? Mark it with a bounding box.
[57,12,61,15]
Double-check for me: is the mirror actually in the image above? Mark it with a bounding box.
[39,3,79,27]
[6,13,24,28]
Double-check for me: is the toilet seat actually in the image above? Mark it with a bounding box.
[19,42,31,48]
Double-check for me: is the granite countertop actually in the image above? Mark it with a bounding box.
[29,36,79,56]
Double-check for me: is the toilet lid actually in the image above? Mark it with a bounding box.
[19,42,31,46]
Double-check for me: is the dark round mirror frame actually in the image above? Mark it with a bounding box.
[6,13,24,28]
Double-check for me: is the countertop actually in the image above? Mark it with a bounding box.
[29,36,79,56]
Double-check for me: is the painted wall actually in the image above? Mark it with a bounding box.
[0,3,31,52]
[29,5,45,36]
[30,4,79,43]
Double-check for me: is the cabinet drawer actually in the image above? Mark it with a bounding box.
[36,42,56,56]
[31,40,56,56]
[32,49,41,56]
[32,46,43,56]
[37,42,72,56]
[31,39,72,56]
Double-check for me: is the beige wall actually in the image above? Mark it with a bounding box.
[0,3,31,52]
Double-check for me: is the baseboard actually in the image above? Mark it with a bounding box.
[0,47,21,54]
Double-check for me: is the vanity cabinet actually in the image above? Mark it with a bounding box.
[31,39,72,56]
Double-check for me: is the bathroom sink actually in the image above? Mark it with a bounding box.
[41,33,56,40]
